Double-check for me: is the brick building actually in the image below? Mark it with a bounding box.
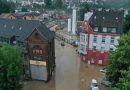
[0,18,55,82]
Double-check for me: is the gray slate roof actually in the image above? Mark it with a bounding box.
[0,13,12,18]
[0,18,55,42]
[89,9,124,34]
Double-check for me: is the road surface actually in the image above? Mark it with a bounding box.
[55,40,80,90]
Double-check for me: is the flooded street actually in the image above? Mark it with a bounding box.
[55,40,80,90]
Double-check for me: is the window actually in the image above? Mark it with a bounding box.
[80,34,85,42]
[103,27,107,32]
[4,24,6,28]
[101,47,105,53]
[111,37,115,44]
[93,46,96,51]
[13,41,16,44]
[36,50,40,54]
[102,36,105,44]
[19,26,22,30]
[107,28,111,32]
[86,35,88,42]
[110,48,113,51]
[111,28,116,33]
[80,44,85,52]
[11,26,14,29]
[32,45,42,55]
[24,17,26,20]
[93,35,97,43]
[94,27,98,32]
[39,50,43,54]
[107,27,116,33]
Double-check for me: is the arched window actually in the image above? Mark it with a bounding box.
[32,45,43,61]
[32,45,42,55]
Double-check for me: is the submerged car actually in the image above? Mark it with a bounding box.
[90,79,99,90]
[99,67,107,73]
[101,77,111,86]
[61,42,65,46]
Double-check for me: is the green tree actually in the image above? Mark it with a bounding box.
[106,31,130,87]
[111,68,130,90]
[44,0,52,9]
[54,0,63,9]
[0,0,15,14]
[123,10,130,33]
[78,2,90,21]
[0,44,23,90]
[21,6,28,12]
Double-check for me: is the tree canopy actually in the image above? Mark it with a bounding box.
[0,0,15,14]
[0,44,23,90]
[21,6,28,12]
[54,0,63,9]
[123,10,130,33]
[106,31,130,89]
[44,0,52,9]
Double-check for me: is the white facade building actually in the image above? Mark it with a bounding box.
[79,9,124,66]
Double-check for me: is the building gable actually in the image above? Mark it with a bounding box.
[27,29,48,43]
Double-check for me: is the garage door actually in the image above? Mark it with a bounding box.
[30,65,47,80]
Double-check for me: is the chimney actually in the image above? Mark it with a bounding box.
[68,18,71,32]
[72,6,77,35]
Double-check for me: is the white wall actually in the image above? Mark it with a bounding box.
[72,8,76,35]
[67,18,71,32]
[96,35,102,50]
[105,36,111,51]
[89,34,94,49]
[89,34,120,52]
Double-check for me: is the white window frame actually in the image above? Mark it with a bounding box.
[101,47,105,53]
[111,37,115,44]
[111,28,116,33]
[110,48,113,51]
[94,27,98,32]
[93,46,96,52]
[80,44,86,53]
[80,33,86,42]
[93,35,97,43]
[102,36,105,44]
[103,27,107,32]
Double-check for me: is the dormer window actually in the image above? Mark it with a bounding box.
[111,28,116,33]
[11,26,14,29]
[13,41,17,44]
[116,17,118,20]
[19,26,22,30]
[94,16,96,19]
[103,27,107,32]
[4,24,6,28]
[94,27,98,32]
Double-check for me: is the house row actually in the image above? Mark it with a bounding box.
[0,18,55,82]
[0,12,49,21]
[79,9,124,66]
